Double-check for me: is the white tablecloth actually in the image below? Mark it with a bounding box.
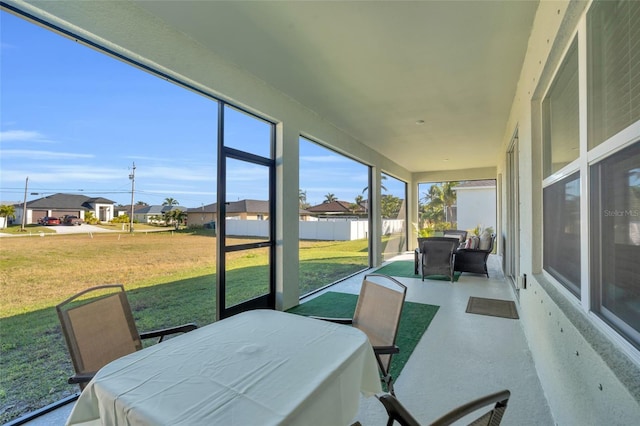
[66,309,381,426]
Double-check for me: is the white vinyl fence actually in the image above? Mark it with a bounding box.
[225,218,404,241]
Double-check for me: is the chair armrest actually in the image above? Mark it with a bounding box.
[456,248,490,254]
[68,372,96,385]
[309,316,353,325]
[429,389,510,426]
[376,393,421,426]
[372,345,400,355]
[140,323,198,343]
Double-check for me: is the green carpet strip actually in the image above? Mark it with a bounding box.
[288,291,439,382]
[374,260,461,281]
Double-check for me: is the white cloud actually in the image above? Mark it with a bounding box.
[138,165,215,182]
[0,42,16,50]
[0,130,51,143]
[125,155,174,162]
[300,155,350,163]
[142,189,216,196]
[1,164,124,184]
[1,149,93,159]
[226,165,268,182]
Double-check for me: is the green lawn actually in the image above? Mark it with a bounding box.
[0,231,373,423]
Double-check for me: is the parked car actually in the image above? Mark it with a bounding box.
[40,216,61,226]
[62,215,83,226]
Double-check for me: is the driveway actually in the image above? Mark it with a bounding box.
[52,224,117,234]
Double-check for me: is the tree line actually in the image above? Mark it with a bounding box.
[298,181,458,223]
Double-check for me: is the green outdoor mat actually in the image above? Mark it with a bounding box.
[288,291,439,382]
[374,260,461,282]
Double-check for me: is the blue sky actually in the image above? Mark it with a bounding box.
[1,11,405,208]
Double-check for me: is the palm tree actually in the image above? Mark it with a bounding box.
[362,175,388,195]
[164,209,186,229]
[419,181,458,227]
[419,186,445,227]
[324,193,337,203]
[440,182,459,224]
[163,197,179,206]
[0,204,16,229]
[299,189,310,209]
[381,194,402,219]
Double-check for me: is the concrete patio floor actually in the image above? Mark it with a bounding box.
[23,253,553,425]
[334,253,554,425]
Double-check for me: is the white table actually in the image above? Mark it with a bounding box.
[66,309,382,426]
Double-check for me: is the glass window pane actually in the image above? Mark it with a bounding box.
[224,247,271,309]
[417,181,461,236]
[453,179,497,236]
[223,105,272,158]
[588,0,640,149]
[543,38,579,177]
[0,11,217,422]
[224,158,270,246]
[591,141,640,347]
[298,137,369,297]
[543,172,581,297]
[381,173,407,261]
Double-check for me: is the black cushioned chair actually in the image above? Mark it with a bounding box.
[414,231,467,275]
[454,233,496,278]
[441,229,468,243]
[418,237,459,282]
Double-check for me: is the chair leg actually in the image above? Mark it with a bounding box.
[383,374,396,396]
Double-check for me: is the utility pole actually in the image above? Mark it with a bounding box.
[20,177,28,232]
[129,162,136,233]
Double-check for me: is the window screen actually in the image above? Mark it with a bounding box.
[588,0,640,149]
[543,172,581,297]
[590,141,640,348]
[543,38,579,177]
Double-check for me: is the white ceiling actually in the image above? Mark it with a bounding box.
[135,1,539,173]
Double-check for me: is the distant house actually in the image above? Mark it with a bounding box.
[226,200,270,220]
[16,193,116,224]
[298,208,314,221]
[186,199,270,228]
[306,200,366,218]
[133,205,188,224]
[186,201,314,227]
[114,205,142,217]
[187,203,216,228]
[455,180,496,233]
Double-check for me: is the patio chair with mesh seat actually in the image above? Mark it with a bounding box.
[376,389,511,426]
[313,273,407,395]
[56,284,198,389]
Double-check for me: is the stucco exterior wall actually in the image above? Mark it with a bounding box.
[498,1,640,423]
[456,186,496,233]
